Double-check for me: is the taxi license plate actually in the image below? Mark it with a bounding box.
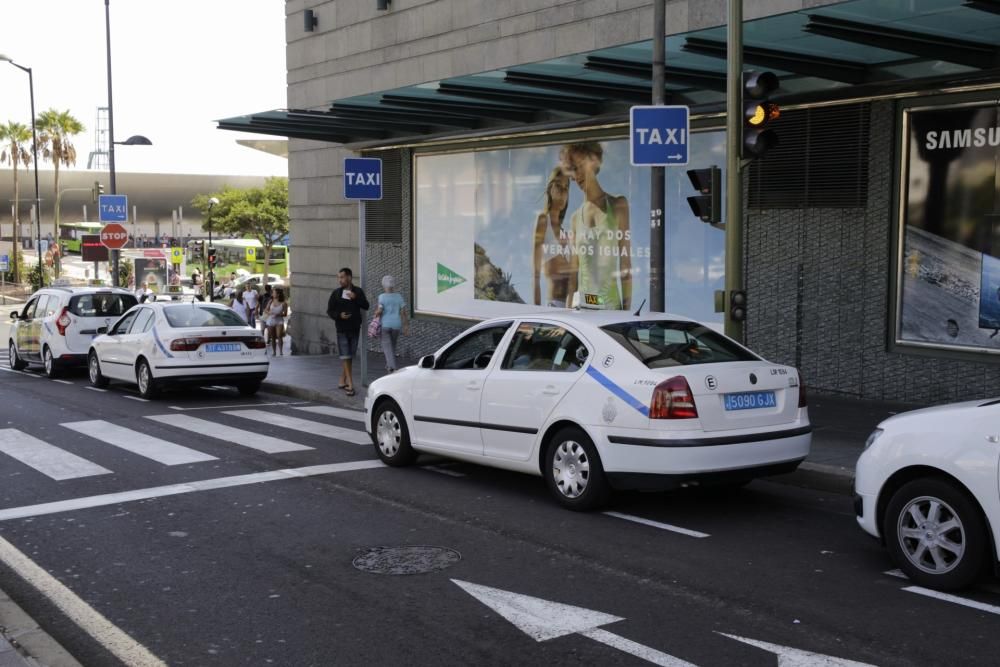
[724,391,777,411]
[205,343,241,353]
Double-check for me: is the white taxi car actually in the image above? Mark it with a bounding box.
[88,301,268,398]
[365,311,811,510]
[855,400,1000,590]
[8,286,138,377]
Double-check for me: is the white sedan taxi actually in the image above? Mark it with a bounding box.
[88,301,268,398]
[856,400,1000,590]
[365,311,811,510]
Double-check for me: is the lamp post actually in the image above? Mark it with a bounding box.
[0,54,43,287]
[206,197,219,301]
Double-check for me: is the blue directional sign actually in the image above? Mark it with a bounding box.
[630,105,690,166]
[344,158,383,201]
[0,255,8,272]
[98,194,128,222]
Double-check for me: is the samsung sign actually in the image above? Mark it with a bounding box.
[924,127,1000,150]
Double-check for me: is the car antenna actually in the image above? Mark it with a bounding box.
[633,299,646,316]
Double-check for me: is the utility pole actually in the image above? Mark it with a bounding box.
[725,0,744,340]
[649,0,666,312]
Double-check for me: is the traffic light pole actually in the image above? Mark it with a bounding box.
[649,0,666,313]
[725,0,744,340]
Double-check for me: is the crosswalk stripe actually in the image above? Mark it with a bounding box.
[61,420,217,465]
[0,429,112,480]
[293,405,366,423]
[224,410,370,445]
[145,415,313,454]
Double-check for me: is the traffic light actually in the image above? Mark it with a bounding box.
[207,247,217,267]
[730,290,747,322]
[92,181,104,203]
[686,166,722,224]
[742,70,780,160]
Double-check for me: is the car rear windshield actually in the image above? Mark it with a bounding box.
[67,293,138,318]
[600,320,759,368]
[164,305,248,328]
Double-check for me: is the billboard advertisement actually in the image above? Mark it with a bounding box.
[413,132,726,324]
[896,102,1000,353]
[134,257,168,293]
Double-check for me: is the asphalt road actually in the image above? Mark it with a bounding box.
[0,362,998,666]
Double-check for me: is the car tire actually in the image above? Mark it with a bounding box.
[88,351,109,389]
[371,400,416,466]
[136,358,160,399]
[43,346,61,378]
[9,341,27,371]
[543,427,610,511]
[883,478,988,591]
[237,381,261,396]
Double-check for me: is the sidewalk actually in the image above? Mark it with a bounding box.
[262,352,918,494]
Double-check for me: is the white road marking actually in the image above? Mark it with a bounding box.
[884,569,907,579]
[61,420,217,465]
[146,414,313,454]
[423,465,466,478]
[123,395,149,402]
[718,633,875,666]
[293,405,366,423]
[52,379,74,385]
[886,568,1000,594]
[0,429,112,480]
[602,511,710,539]
[581,628,694,666]
[167,401,299,411]
[0,367,17,373]
[84,386,107,392]
[903,586,1000,614]
[225,409,370,445]
[0,534,166,666]
[0,460,385,521]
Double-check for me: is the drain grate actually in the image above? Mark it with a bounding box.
[352,545,462,575]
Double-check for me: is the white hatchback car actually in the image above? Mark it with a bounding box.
[88,301,268,398]
[855,400,1000,590]
[8,286,138,377]
[365,311,811,509]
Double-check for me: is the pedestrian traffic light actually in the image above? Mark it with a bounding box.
[742,70,780,160]
[207,247,217,267]
[92,181,104,203]
[685,166,722,224]
[730,290,747,322]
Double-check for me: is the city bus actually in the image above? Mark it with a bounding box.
[59,222,106,253]
[187,238,289,277]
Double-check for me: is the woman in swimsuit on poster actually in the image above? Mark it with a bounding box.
[560,142,632,311]
[532,168,572,307]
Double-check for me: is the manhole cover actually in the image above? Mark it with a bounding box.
[353,545,462,575]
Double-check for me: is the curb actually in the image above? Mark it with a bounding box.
[261,381,367,412]
[0,590,81,667]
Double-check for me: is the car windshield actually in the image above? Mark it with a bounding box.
[68,293,138,318]
[600,320,759,368]
[164,305,248,328]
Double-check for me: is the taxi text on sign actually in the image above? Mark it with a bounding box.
[629,105,690,167]
[98,194,128,222]
[100,223,129,250]
[344,158,383,200]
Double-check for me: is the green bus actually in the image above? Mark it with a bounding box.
[188,238,289,278]
[59,222,106,253]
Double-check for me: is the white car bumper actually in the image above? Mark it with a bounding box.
[853,447,881,539]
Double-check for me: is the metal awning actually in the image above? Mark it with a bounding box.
[218,0,1000,147]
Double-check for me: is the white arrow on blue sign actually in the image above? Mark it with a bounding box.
[98,194,129,222]
[630,105,690,167]
[0,255,8,272]
[344,158,383,201]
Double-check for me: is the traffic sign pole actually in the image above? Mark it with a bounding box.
[650,0,666,313]
[344,157,382,388]
[725,0,744,341]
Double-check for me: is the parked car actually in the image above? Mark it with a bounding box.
[214,273,286,299]
[364,311,810,510]
[88,301,268,398]
[8,286,138,377]
[855,399,1000,590]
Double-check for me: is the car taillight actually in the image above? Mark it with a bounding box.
[245,337,266,349]
[650,376,699,419]
[55,307,72,336]
[170,338,202,351]
[798,381,808,408]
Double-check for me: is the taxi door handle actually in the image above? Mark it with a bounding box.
[543,385,560,395]
[466,381,481,391]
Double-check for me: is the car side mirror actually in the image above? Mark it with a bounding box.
[419,355,435,369]
[9,311,18,320]
[97,327,108,335]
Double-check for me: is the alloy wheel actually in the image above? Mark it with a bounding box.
[897,495,966,575]
[552,440,590,499]
[89,355,100,384]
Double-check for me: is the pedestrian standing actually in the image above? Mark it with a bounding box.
[267,288,289,356]
[243,282,259,327]
[374,275,408,373]
[231,289,251,322]
[327,267,369,396]
[259,284,273,345]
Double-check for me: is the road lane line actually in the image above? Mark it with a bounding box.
[293,405,366,423]
[887,568,1000,594]
[61,420,217,465]
[0,460,385,521]
[146,414,313,454]
[84,386,107,392]
[52,379,74,385]
[225,409,370,445]
[423,465,467,478]
[167,401,300,411]
[123,395,150,402]
[0,534,166,666]
[903,586,1000,615]
[0,429,112,480]
[602,511,710,538]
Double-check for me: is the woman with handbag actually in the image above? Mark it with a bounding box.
[374,275,408,374]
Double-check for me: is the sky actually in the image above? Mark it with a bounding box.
[0,0,288,177]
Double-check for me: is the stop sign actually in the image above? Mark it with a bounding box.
[100,223,129,249]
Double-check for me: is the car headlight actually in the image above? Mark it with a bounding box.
[864,428,884,450]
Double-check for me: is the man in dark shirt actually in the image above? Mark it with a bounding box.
[327,267,369,395]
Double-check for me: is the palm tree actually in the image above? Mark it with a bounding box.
[37,109,84,277]
[0,121,33,283]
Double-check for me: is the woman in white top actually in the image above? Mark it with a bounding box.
[532,168,572,307]
[266,288,289,356]
[230,289,251,323]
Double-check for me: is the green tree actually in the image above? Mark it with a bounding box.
[37,109,84,277]
[0,121,33,283]
[193,177,289,282]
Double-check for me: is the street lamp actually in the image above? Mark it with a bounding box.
[0,54,43,287]
[206,197,219,301]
